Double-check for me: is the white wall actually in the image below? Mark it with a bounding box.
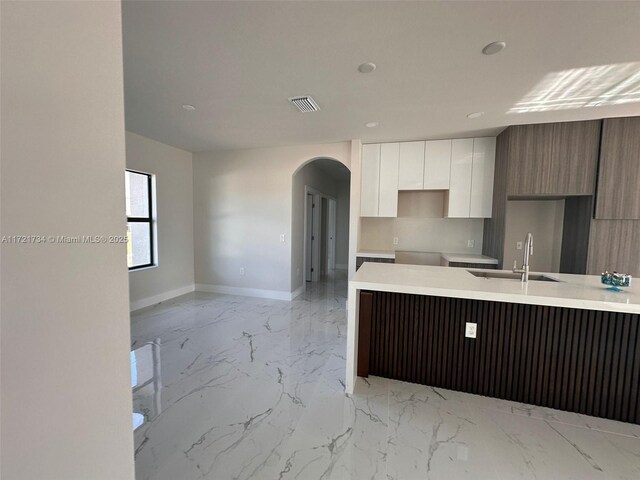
[193,142,352,299]
[291,161,350,290]
[1,2,134,479]
[348,140,363,280]
[504,200,565,273]
[126,132,195,310]
[359,191,485,254]
[335,180,350,268]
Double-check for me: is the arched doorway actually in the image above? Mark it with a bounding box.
[291,158,351,292]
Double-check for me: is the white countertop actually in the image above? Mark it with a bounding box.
[356,249,396,259]
[440,252,499,265]
[350,263,640,314]
[356,250,499,263]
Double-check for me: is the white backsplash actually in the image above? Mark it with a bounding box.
[359,216,484,253]
[359,191,484,254]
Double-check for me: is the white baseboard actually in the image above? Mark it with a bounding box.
[196,283,296,301]
[290,284,305,300]
[130,284,195,312]
[335,264,348,270]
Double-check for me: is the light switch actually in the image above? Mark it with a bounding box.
[465,322,477,338]
[516,241,523,250]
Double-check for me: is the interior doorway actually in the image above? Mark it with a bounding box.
[292,157,350,292]
[305,192,314,282]
[304,186,337,282]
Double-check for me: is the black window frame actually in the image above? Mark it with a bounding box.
[126,170,155,271]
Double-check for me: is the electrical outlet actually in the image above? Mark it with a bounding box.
[467,239,475,248]
[280,234,286,243]
[516,241,523,250]
[393,237,399,245]
[240,267,245,276]
[465,322,477,339]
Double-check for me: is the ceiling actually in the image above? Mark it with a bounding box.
[310,158,351,182]
[122,1,640,153]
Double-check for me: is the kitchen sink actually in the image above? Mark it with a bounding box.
[467,270,561,282]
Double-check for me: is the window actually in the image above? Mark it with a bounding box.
[126,170,155,270]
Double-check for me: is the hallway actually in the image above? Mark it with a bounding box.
[132,273,640,480]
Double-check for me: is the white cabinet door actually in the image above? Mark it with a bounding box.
[470,137,496,218]
[398,141,425,190]
[424,139,451,189]
[378,143,399,217]
[447,138,474,217]
[360,144,380,217]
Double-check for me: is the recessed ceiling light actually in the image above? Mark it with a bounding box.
[358,62,377,73]
[467,111,484,119]
[482,41,506,55]
[181,104,196,111]
[365,121,379,128]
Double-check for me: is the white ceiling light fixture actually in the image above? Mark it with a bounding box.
[482,41,506,55]
[358,62,377,73]
[288,95,321,112]
[467,111,484,119]
[181,104,196,111]
[365,121,379,128]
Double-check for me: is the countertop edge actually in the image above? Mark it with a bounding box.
[356,251,500,263]
[349,280,640,314]
[440,253,499,264]
[355,250,396,259]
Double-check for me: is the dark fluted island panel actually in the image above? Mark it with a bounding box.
[360,290,640,424]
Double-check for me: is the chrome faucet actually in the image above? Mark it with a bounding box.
[513,232,534,282]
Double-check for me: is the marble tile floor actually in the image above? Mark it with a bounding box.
[131,272,640,480]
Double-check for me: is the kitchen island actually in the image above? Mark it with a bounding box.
[346,263,640,424]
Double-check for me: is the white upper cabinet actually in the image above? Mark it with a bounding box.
[446,139,474,218]
[446,137,496,218]
[360,143,399,217]
[362,137,494,219]
[469,137,496,218]
[424,139,452,189]
[379,143,399,217]
[398,141,425,190]
[360,144,380,217]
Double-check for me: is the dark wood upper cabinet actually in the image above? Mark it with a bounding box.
[595,117,640,219]
[506,120,601,196]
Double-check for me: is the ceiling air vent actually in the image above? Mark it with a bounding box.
[288,95,320,113]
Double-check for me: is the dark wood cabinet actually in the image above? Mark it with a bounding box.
[485,120,601,272]
[484,116,640,275]
[482,128,510,269]
[559,196,592,274]
[506,120,601,196]
[587,219,640,276]
[507,123,554,195]
[595,117,640,219]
